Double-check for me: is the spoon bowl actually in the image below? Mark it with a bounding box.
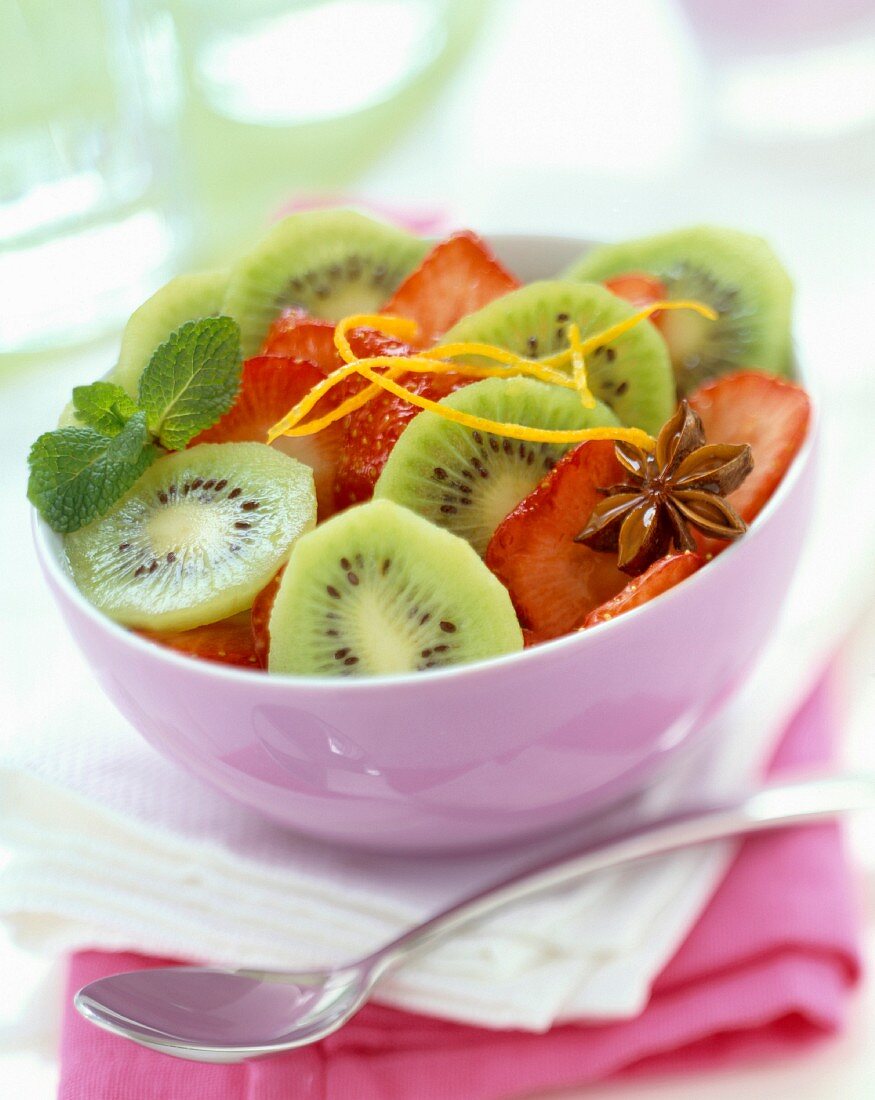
[75,964,376,1063]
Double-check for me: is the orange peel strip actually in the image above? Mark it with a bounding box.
[334,314,572,386]
[269,379,387,439]
[567,323,596,410]
[269,302,715,446]
[282,359,656,450]
[333,313,420,363]
[418,341,572,387]
[540,299,718,368]
[267,360,374,442]
[269,359,482,440]
[266,354,556,442]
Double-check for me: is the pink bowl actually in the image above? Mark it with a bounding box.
[33,235,816,853]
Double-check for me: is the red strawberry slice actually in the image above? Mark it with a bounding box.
[604,272,668,332]
[263,311,412,366]
[192,355,344,519]
[333,370,471,509]
[138,614,261,669]
[332,326,422,407]
[381,231,520,346]
[193,355,325,443]
[581,552,704,629]
[347,326,415,360]
[689,370,811,529]
[251,568,283,667]
[262,310,461,509]
[485,441,630,643]
[262,311,418,405]
[262,312,339,367]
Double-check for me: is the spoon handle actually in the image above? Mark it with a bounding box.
[368,772,875,976]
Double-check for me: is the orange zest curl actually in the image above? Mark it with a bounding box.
[540,299,717,368]
[267,298,717,450]
[266,360,377,442]
[333,313,573,387]
[333,313,420,363]
[567,323,596,410]
[265,354,571,442]
[417,341,572,388]
[281,360,656,449]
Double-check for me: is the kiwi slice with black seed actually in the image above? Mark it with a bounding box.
[443,281,674,434]
[564,226,793,393]
[58,270,229,428]
[65,443,316,631]
[374,376,619,556]
[222,209,428,355]
[268,499,522,677]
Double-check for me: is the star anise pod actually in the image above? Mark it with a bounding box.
[575,401,753,575]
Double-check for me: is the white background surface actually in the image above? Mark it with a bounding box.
[2,1,873,1095]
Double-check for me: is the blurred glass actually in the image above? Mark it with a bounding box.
[0,0,190,354]
[679,0,875,140]
[169,0,487,263]
[183,0,450,126]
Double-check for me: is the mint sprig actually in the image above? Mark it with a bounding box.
[28,316,244,533]
[27,415,157,534]
[138,317,242,450]
[72,381,139,436]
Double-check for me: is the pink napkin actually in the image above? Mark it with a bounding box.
[58,676,861,1099]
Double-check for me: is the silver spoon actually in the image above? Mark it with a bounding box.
[75,772,874,1063]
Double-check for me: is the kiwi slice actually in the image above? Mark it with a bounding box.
[114,270,229,395]
[268,499,522,677]
[564,226,793,392]
[222,209,428,355]
[442,281,674,434]
[65,443,316,631]
[374,376,618,556]
[58,270,229,428]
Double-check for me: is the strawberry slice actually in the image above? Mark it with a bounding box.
[193,355,325,443]
[332,326,423,407]
[333,370,471,509]
[485,441,630,643]
[262,311,418,405]
[263,311,412,366]
[262,310,472,509]
[138,614,262,669]
[192,355,344,519]
[251,568,283,668]
[604,272,668,332]
[381,231,520,346]
[689,370,811,527]
[263,314,341,369]
[581,552,704,629]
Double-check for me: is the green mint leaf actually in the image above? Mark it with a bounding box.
[27,413,158,533]
[137,316,243,450]
[110,412,156,465]
[71,381,139,436]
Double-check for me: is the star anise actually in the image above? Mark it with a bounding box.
[575,401,753,575]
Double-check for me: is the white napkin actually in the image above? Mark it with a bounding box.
[1,354,872,1032]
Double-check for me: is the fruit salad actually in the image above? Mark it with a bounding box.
[28,210,811,677]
